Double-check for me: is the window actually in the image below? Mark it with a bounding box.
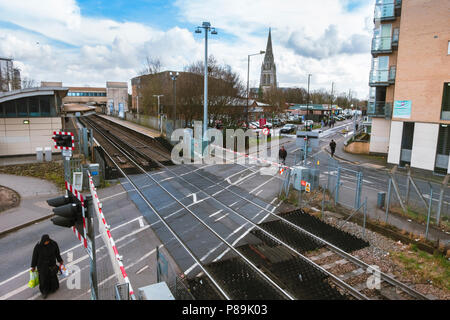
[5,101,16,117]
[16,98,28,117]
[39,96,51,116]
[29,97,40,116]
[448,41,450,55]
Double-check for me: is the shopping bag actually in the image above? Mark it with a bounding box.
[28,270,39,288]
[59,264,69,278]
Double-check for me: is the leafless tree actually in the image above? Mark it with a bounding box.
[139,57,162,76]
[21,77,38,89]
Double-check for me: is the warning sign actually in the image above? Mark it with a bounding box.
[305,182,311,193]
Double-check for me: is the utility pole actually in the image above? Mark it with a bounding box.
[306,74,311,121]
[170,72,179,129]
[153,94,164,132]
[330,82,334,118]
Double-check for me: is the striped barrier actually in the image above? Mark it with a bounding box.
[87,172,136,300]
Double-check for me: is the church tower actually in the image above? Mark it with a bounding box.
[259,28,277,92]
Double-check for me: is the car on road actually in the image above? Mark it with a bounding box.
[280,124,297,134]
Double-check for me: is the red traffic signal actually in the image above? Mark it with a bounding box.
[301,180,306,186]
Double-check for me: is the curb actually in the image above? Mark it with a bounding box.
[324,147,360,165]
[0,214,54,238]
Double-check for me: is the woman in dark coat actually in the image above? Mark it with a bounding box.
[31,234,64,298]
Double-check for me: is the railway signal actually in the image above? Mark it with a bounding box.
[52,131,74,150]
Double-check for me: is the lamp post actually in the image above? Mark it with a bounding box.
[246,51,265,127]
[169,71,179,129]
[195,22,218,138]
[306,74,312,121]
[153,94,164,132]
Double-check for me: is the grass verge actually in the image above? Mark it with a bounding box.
[390,244,450,292]
[0,162,65,190]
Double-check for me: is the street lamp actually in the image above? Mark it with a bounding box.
[169,71,179,129]
[195,22,218,137]
[153,94,164,133]
[246,50,265,127]
[306,74,312,121]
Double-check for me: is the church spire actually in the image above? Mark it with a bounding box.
[259,28,277,91]
[266,27,273,55]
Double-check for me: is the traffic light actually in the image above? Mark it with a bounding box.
[47,193,83,230]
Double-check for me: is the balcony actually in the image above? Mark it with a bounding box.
[371,36,393,54]
[369,65,396,86]
[368,101,392,118]
[374,0,402,21]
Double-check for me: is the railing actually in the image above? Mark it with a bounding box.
[374,3,395,20]
[368,101,392,118]
[371,36,392,53]
[369,66,396,85]
[389,65,396,82]
[392,28,399,46]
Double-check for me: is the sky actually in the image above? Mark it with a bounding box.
[0,0,376,98]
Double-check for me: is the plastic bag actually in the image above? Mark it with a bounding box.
[59,264,69,278]
[28,270,39,288]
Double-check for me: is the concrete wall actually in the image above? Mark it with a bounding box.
[107,82,128,116]
[0,117,62,156]
[387,120,403,164]
[410,122,439,170]
[393,0,450,123]
[369,118,391,154]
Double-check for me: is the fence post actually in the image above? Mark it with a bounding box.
[436,175,449,225]
[405,165,411,205]
[335,167,341,206]
[355,171,363,209]
[385,178,392,223]
[321,187,326,218]
[363,197,367,239]
[425,184,433,240]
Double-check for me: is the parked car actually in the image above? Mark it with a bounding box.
[280,124,297,134]
[272,119,283,127]
[305,120,314,127]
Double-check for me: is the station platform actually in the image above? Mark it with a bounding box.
[97,114,161,139]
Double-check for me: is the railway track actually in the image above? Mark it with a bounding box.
[81,116,429,300]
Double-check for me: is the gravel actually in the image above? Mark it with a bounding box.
[308,208,450,300]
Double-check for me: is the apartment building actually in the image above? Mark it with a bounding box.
[368,0,450,173]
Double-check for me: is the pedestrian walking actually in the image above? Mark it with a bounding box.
[279,146,287,165]
[329,139,336,158]
[31,234,64,299]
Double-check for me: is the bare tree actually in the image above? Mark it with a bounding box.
[139,57,162,75]
[21,77,37,89]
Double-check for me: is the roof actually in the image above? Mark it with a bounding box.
[0,86,68,103]
[62,103,97,113]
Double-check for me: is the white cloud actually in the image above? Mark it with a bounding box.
[0,0,376,98]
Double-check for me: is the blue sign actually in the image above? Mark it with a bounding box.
[393,100,412,119]
[91,171,98,176]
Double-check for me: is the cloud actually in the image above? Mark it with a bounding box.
[287,25,370,60]
[0,0,376,98]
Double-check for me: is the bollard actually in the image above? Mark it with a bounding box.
[36,147,43,162]
[44,147,52,162]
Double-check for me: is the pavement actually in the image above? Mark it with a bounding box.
[0,174,62,237]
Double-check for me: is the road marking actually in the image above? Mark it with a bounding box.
[138,217,144,228]
[214,213,229,222]
[255,190,263,196]
[209,210,223,218]
[136,265,150,275]
[0,216,143,288]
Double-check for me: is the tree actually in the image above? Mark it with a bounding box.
[139,57,162,76]
[21,77,37,89]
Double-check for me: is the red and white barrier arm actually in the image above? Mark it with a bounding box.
[87,172,136,300]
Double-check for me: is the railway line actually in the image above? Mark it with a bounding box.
[80,115,429,300]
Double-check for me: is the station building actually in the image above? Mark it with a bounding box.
[368,0,450,173]
[0,84,68,156]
